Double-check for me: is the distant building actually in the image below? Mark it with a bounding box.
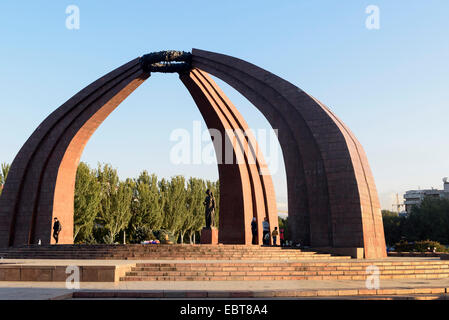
[403,178,449,213]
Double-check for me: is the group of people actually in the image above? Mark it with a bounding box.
[251,217,285,246]
[203,190,286,246]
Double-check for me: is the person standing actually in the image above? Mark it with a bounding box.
[262,217,270,245]
[280,228,285,247]
[272,227,279,246]
[53,217,62,244]
[251,217,257,244]
[203,189,216,229]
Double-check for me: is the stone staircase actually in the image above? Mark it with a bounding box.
[120,260,449,281]
[2,244,449,283]
[0,244,351,261]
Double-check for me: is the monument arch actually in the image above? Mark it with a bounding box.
[0,49,386,258]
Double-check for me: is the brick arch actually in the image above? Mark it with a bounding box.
[180,68,278,244]
[0,59,148,246]
[0,56,278,247]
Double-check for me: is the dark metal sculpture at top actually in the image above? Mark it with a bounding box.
[140,50,192,73]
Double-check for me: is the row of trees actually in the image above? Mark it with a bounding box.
[0,161,219,244]
[8,159,447,247]
[382,197,449,246]
[75,162,219,244]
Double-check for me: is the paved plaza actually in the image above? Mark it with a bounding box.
[2,257,449,299]
[2,276,449,300]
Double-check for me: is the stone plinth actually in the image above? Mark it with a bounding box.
[201,227,218,245]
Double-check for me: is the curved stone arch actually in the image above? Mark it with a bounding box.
[192,51,332,247]
[191,69,278,241]
[180,69,278,244]
[191,49,386,258]
[0,49,386,258]
[0,59,148,246]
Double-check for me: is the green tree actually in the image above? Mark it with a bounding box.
[183,177,206,244]
[403,197,449,244]
[96,164,132,243]
[103,180,133,243]
[381,210,404,246]
[160,176,187,240]
[74,162,102,242]
[128,171,164,242]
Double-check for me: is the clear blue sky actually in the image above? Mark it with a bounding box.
[1,1,448,212]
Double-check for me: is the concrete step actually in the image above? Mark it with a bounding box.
[1,245,304,251]
[119,259,449,281]
[0,244,353,262]
[120,273,449,281]
[124,269,449,278]
[129,266,449,273]
[0,249,318,254]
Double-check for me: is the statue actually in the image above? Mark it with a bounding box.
[203,189,216,229]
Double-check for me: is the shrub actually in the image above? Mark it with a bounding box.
[84,234,98,245]
[102,234,116,244]
[394,240,447,253]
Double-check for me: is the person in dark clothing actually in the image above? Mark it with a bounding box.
[280,228,285,247]
[53,217,62,244]
[251,217,257,244]
[203,189,216,229]
[272,227,279,246]
[262,217,270,245]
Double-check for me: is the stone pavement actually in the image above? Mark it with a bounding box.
[2,257,449,299]
[2,277,449,300]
